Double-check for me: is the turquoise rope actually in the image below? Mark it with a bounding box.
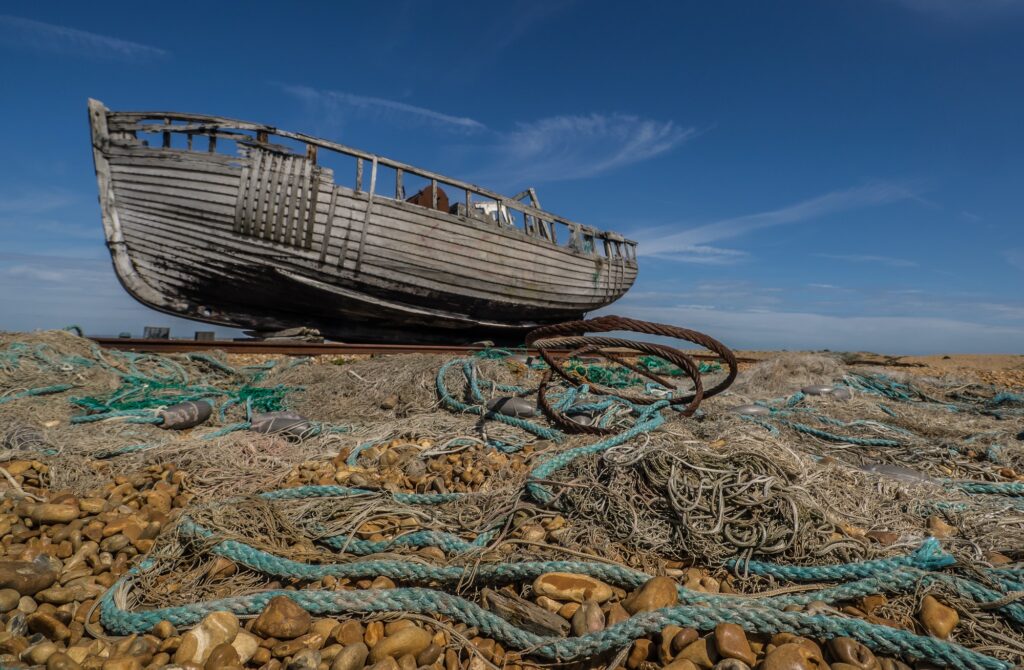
[100,532,1011,670]
[0,383,74,404]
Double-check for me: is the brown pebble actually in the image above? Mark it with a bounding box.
[149,620,175,640]
[659,625,683,663]
[416,643,442,666]
[570,600,604,636]
[364,620,384,647]
[334,620,364,646]
[663,660,699,670]
[204,642,240,669]
[28,611,71,641]
[532,573,613,603]
[927,516,957,539]
[770,634,824,661]
[714,623,755,667]
[918,595,958,639]
[622,576,679,614]
[672,628,699,654]
[675,637,717,669]
[382,620,415,636]
[0,590,19,613]
[272,633,324,658]
[24,640,59,665]
[760,643,828,670]
[557,602,580,620]
[604,601,630,627]
[0,555,59,595]
[827,637,877,669]
[535,596,561,613]
[287,648,320,670]
[100,657,142,670]
[626,638,651,669]
[47,652,81,670]
[229,630,259,664]
[369,627,431,663]
[251,647,271,666]
[370,576,396,589]
[253,596,311,640]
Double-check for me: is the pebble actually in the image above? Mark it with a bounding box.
[532,573,613,603]
[713,623,755,667]
[672,628,699,653]
[287,648,320,670]
[416,643,442,666]
[676,637,716,669]
[151,621,176,640]
[24,640,58,664]
[0,589,20,613]
[203,642,239,669]
[826,638,877,669]
[926,516,957,539]
[230,630,259,663]
[272,632,324,657]
[46,652,80,670]
[173,610,239,665]
[622,576,679,614]
[334,621,364,646]
[664,660,699,670]
[27,612,70,641]
[626,639,651,669]
[760,643,828,670]
[6,612,27,636]
[100,657,142,670]
[24,502,80,525]
[331,642,369,670]
[570,600,605,636]
[0,556,59,595]
[604,601,629,627]
[659,625,683,664]
[368,626,432,663]
[918,595,958,639]
[252,596,311,639]
[712,661,749,670]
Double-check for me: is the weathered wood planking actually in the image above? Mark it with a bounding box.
[88,99,638,343]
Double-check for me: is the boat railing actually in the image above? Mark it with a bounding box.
[103,109,638,263]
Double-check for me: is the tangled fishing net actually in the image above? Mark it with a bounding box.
[2,320,1024,669]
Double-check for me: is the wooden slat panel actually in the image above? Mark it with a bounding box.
[117,204,626,306]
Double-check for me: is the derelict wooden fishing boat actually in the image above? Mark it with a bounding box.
[87,99,638,343]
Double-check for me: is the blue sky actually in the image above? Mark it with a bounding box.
[1,1,1023,353]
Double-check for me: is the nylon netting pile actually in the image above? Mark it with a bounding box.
[1,325,1023,670]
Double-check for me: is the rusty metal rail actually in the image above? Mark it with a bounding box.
[91,337,752,362]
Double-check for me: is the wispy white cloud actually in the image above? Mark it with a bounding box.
[281,84,692,184]
[0,15,167,60]
[634,183,915,262]
[281,84,486,132]
[815,253,919,268]
[488,114,695,183]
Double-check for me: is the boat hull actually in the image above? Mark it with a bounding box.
[88,100,638,343]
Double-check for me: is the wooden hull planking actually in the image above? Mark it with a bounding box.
[88,100,638,342]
